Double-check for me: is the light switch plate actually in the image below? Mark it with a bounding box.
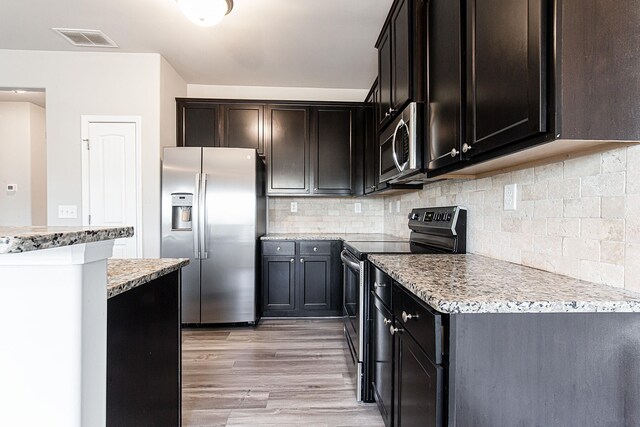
[58,205,78,219]
[504,184,517,211]
[290,202,298,213]
[354,202,362,213]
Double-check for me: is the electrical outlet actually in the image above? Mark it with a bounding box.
[6,183,17,194]
[354,202,362,213]
[396,201,401,213]
[58,205,78,219]
[504,184,517,211]
[290,202,298,213]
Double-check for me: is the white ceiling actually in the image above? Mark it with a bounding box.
[0,0,393,89]
[0,90,46,107]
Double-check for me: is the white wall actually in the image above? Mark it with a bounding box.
[188,84,368,102]
[29,103,47,225]
[0,49,189,256]
[0,102,32,225]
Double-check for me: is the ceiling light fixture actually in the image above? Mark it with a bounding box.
[176,0,233,27]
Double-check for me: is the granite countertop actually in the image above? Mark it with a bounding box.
[262,233,407,242]
[0,226,134,254]
[368,254,640,314]
[107,258,189,299]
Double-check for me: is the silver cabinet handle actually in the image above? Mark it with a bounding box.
[462,143,472,153]
[313,247,318,252]
[277,246,281,251]
[300,258,304,263]
[390,325,402,335]
[450,148,459,157]
[385,112,391,118]
[383,318,391,326]
[374,282,386,290]
[290,258,294,263]
[388,107,396,114]
[402,311,419,323]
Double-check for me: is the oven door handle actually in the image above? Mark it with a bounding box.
[340,250,361,272]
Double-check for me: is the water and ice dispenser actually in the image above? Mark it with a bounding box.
[171,193,193,230]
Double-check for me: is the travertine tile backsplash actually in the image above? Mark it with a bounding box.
[383,145,640,292]
[268,145,640,292]
[268,197,385,234]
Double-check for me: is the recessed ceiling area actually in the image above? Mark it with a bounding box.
[0,90,46,108]
[0,0,394,89]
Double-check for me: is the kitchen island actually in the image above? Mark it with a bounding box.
[0,226,186,427]
[107,258,188,426]
[367,253,640,426]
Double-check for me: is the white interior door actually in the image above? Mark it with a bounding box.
[85,121,138,258]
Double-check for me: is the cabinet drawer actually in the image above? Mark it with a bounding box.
[299,241,332,255]
[393,284,442,365]
[371,265,392,309]
[262,241,295,256]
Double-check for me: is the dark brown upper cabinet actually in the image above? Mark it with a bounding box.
[221,104,264,156]
[464,0,547,158]
[266,105,310,195]
[426,0,464,172]
[376,0,424,129]
[178,102,219,147]
[311,107,356,195]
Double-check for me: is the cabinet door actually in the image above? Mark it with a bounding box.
[178,103,219,147]
[465,0,547,156]
[378,26,393,128]
[364,82,379,194]
[298,255,331,311]
[221,104,264,156]
[427,0,464,172]
[394,327,443,427]
[311,107,354,195]
[391,0,412,112]
[266,106,309,194]
[371,295,393,427]
[262,256,296,312]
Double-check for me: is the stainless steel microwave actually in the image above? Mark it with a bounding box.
[379,102,424,184]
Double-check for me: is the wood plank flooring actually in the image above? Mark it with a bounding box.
[182,319,384,427]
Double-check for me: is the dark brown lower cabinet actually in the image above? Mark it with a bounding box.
[262,256,296,312]
[107,271,181,426]
[371,294,394,427]
[261,240,342,317]
[393,325,443,427]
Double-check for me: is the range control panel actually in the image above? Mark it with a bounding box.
[408,206,462,227]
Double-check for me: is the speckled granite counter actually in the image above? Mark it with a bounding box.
[262,233,407,242]
[107,258,189,298]
[368,254,640,314]
[0,226,134,254]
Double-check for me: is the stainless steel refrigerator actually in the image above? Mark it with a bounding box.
[161,147,266,324]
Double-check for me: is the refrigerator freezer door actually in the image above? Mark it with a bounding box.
[162,147,202,324]
[201,148,258,323]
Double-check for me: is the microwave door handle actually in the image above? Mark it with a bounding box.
[391,119,405,172]
[193,173,200,259]
[200,173,208,259]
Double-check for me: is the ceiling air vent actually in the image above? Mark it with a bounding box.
[52,28,118,48]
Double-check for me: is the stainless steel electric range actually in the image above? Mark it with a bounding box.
[341,206,467,402]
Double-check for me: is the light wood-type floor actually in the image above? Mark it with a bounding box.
[181,318,384,426]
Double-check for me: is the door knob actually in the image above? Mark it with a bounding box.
[462,143,472,153]
[374,282,386,290]
[383,318,391,326]
[290,258,294,263]
[300,258,304,263]
[450,148,459,157]
[390,325,403,335]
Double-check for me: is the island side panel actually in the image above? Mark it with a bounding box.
[448,313,640,426]
[107,270,181,426]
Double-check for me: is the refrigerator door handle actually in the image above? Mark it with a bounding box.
[200,173,209,259]
[193,173,201,259]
